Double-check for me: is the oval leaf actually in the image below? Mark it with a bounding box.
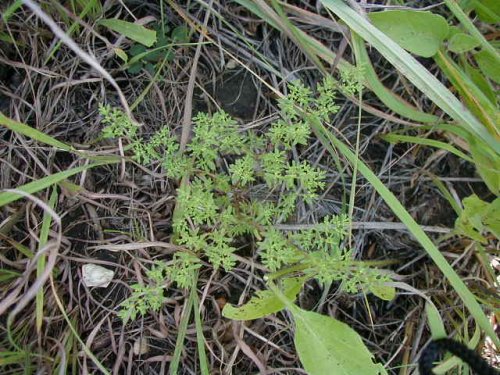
[369,284,396,301]
[448,33,481,53]
[99,19,156,47]
[222,278,304,320]
[292,306,387,375]
[114,48,128,63]
[369,10,449,57]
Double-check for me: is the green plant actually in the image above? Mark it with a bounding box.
[102,78,394,374]
[124,22,189,75]
[231,0,499,352]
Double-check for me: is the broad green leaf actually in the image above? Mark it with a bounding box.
[446,25,462,39]
[444,0,500,66]
[171,25,190,43]
[475,49,500,84]
[234,0,439,123]
[369,10,449,58]
[369,284,395,301]
[308,111,499,345]
[127,44,172,66]
[351,33,438,123]
[425,302,447,339]
[222,278,304,320]
[321,0,498,153]
[292,306,387,375]
[99,19,156,47]
[455,195,500,242]
[448,33,480,53]
[483,199,500,237]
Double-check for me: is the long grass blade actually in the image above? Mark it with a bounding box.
[309,114,500,346]
[0,112,73,152]
[382,133,474,163]
[36,188,58,333]
[321,0,499,153]
[0,163,110,207]
[234,0,438,123]
[192,285,210,375]
[169,283,195,374]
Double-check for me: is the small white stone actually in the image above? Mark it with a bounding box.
[82,264,114,288]
[133,337,149,355]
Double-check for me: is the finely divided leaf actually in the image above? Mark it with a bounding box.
[292,306,387,375]
[222,278,304,320]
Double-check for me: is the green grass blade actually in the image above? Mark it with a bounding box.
[0,163,107,207]
[434,50,498,135]
[0,269,21,283]
[45,0,102,63]
[36,187,58,333]
[351,33,438,123]
[0,351,28,366]
[192,286,210,375]
[0,235,34,258]
[2,0,23,22]
[444,0,500,65]
[0,112,74,152]
[429,174,462,216]
[425,302,447,339]
[50,279,110,375]
[234,0,437,123]
[309,114,499,346]
[1,112,122,163]
[169,285,194,375]
[382,133,474,163]
[321,0,499,153]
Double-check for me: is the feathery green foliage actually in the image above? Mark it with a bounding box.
[99,78,392,331]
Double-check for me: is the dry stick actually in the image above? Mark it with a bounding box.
[276,222,451,234]
[22,0,133,120]
[178,0,213,152]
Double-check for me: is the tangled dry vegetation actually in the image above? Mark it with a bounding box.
[0,1,498,374]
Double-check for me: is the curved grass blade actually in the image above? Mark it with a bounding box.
[382,133,474,163]
[234,0,438,123]
[0,112,74,152]
[309,114,500,347]
[321,0,499,153]
[351,33,438,123]
[0,162,112,207]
